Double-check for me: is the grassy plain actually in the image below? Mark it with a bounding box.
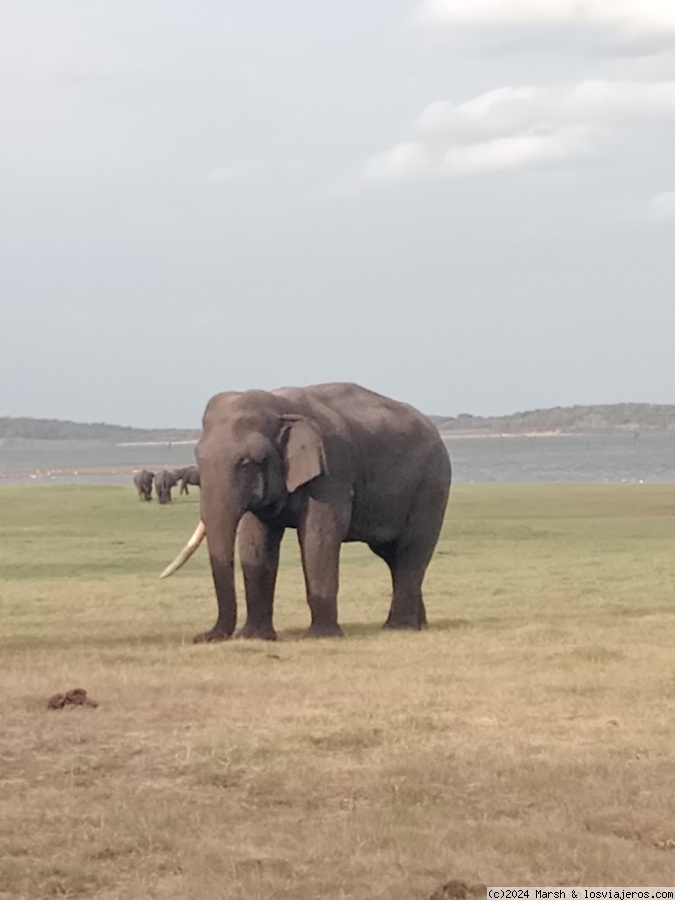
[2,484,675,899]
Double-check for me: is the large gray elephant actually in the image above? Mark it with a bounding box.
[133,469,154,501]
[160,383,451,643]
[154,469,180,504]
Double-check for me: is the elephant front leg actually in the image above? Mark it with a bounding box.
[297,499,348,638]
[237,513,284,640]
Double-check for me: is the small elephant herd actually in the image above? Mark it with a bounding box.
[151,381,452,643]
[133,466,200,504]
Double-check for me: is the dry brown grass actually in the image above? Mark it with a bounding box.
[2,484,675,898]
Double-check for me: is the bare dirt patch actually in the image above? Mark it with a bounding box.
[429,880,487,900]
[47,687,99,709]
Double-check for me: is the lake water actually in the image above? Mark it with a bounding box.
[446,431,675,484]
[1,432,675,485]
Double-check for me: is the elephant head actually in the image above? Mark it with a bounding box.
[160,392,327,638]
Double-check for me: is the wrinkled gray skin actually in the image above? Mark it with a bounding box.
[133,469,154,501]
[176,465,200,495]
[188,382,451,643]
[154,469,180,504]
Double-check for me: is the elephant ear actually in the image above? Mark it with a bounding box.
[279,415,328,493]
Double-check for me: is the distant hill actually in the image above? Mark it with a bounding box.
[3,403,675,442]
[431,403,675,435]
[0,417,199,443]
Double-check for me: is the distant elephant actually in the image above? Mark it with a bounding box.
[133,469,154,501]
[177,465,200,495]
[160,382,451,643]
[154,469,180,504]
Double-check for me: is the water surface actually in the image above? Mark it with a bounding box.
[2,432,674,485]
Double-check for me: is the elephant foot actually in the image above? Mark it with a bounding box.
[236,623,278,641]
[382,617,423,631]
[303,623,344,639]
[193,628,232,644]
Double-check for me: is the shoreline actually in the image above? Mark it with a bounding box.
[441,430,570,439]
[0,466,142,481]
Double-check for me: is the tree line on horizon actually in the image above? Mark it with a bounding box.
[431,403,675,434]
[0,417,199,443]
[3,403,675,442]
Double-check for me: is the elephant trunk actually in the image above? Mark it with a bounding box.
[202,510,241,638]
[161,474,245,639]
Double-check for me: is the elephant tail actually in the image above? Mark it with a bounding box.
[159,521,206,579]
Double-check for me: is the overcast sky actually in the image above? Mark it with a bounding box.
[2,0,675,427]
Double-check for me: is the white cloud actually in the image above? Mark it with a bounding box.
[646,191,675,220]
[418,82,675,140]
[363,80,675,181]
[441,129,589,174]
[414,0,675,40]
[363,142,433,181]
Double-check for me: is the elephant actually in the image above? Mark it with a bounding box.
[160,382,452,643]
[173,465,200,495]
[154,469,180,504]
[133,469,154,501]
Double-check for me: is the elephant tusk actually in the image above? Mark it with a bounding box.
[159,520,206,579]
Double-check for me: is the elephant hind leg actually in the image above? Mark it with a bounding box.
[378,546,427,630]
[374,489,445,631]
[368,541,419,628]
